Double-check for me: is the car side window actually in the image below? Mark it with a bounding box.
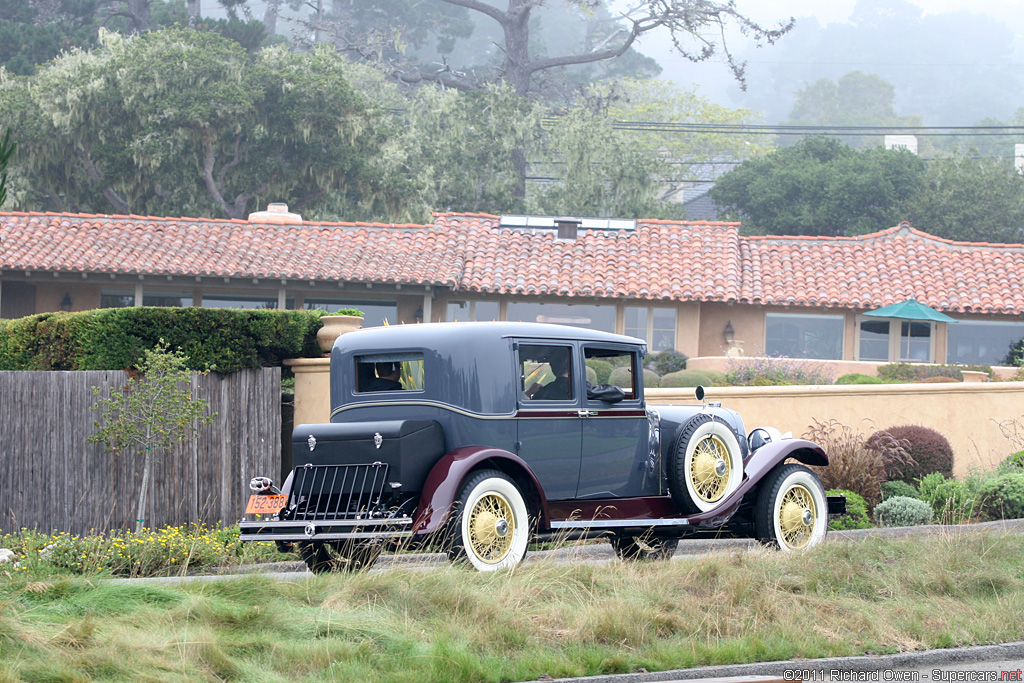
[519,344,573,401]
[584,347,638,401]
[354,353,425,393]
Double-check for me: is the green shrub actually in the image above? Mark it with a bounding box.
[650,350,688,375]
[880,480,919,501]
[660,370,713,388]
[877,363,993,383]
[876,363,918,382]
[586,358,614,384]
[978,473,1024,520]
[826,489,872,530]
[874,496,934,527]
[0,308,323,373]
[916,472,975,523]
[586,366,598,384]
[700,369,728,384]
[322,307,364,316]
[873,424,954,484]
[608,366,659,389]
[836,373,885,385]
[997,450,1024,474]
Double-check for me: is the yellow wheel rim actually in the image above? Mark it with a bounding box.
[689,435,731,502]
[467,492,515,563]
[778,484,817,549]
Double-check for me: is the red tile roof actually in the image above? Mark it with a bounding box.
[741,223,1024,314]
[3,212,1024,314]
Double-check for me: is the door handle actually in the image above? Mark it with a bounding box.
[578,410,598,418]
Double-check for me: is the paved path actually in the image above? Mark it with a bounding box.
[531,642,1024,683]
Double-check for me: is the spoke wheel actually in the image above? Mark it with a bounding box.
[297,540,383,573]
[448,470,529,572]
[754,463,828,551]
[668,414,744,513]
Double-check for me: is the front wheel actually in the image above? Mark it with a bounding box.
[447,470,530,571]
[754,464,828,551]
[610,534,679,561]
[297,540,383,573]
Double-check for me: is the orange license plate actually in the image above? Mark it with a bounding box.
[245,494,288,515]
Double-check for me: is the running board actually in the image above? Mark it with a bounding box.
[550,517,690,530]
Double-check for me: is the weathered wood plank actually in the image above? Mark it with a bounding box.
[0,368,281,535]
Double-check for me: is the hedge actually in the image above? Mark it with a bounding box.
[0,308,324,373]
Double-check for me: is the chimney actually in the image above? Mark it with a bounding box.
[884,135,918,154]
[247,202,302,225]
[555,216,582,241]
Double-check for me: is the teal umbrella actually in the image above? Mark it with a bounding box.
[863,298,958,323]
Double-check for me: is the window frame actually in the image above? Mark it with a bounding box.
[856,316,935,363]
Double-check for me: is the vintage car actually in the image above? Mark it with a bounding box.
[239,322,841,572]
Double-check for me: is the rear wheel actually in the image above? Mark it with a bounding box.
[610,534,679,561]
[297,540,383,573]
[447,470,529,571]
[754,464,828,551]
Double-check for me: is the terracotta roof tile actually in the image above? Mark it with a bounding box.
[4,212,1024,315]
[740,222,1024,314]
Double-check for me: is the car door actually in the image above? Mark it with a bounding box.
[514,342,582,500]
[576,344,660,499]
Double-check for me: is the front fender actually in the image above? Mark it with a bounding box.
[680,438,828,529]
[745,438,828,483]
[410,446,549,535]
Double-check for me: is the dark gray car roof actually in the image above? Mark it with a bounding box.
[334,321,645,349]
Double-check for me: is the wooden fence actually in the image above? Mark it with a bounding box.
[0,368,281,535]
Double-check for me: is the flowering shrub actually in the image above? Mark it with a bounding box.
[725,355,834,386]
[0,524,285,578]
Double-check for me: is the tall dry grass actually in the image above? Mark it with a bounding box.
[2,531,1023,682]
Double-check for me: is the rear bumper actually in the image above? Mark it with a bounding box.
[238,516,414,542]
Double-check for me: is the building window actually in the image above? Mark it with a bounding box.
[624,306,677,352]
[202,293,276,309]
[858,318,934,362]
[900,322,932,362]
[506,301,615,333]
[858,319,890,361]
[948,320,1024,365]
[766,313,844,360]
[145,291,194,307]
[101,289,196,308]
[304,298,396,328]
[445,300,500,322]
[100,290,135,308]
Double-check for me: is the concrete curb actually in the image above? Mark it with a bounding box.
[535,642,1024,683]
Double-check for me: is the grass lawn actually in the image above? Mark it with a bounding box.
[2,530,1023,682]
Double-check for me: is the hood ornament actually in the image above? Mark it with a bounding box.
[307,434,316,452]
[374,432,383,449]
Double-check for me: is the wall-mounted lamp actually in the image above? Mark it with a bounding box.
[724,320,735,345]
[60,293,73,311]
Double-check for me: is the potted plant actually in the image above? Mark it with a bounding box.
[316,308,364,352]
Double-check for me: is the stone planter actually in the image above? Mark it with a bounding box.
[960,370,988,383]
[316,315,363,352]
